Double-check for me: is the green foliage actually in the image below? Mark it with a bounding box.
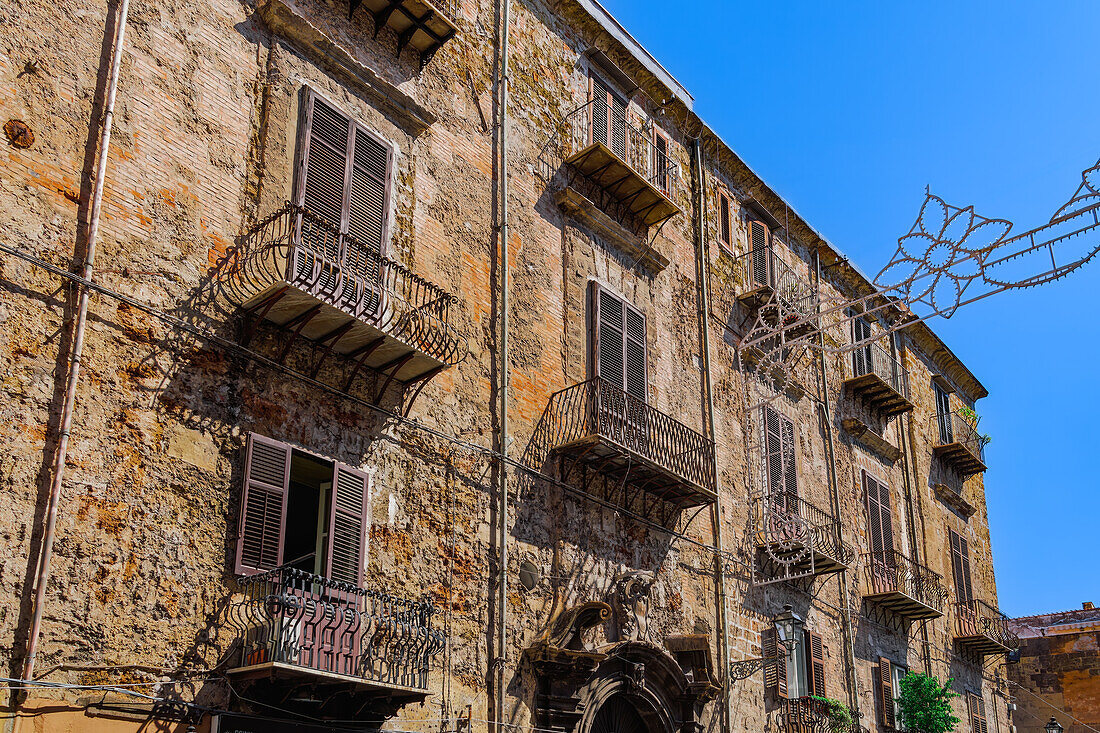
[809,696,854,733]
[896,673,960,733]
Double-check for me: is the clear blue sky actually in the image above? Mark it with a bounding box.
[595,0,1099,616]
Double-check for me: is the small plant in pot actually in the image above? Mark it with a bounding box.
[809,696,854,733]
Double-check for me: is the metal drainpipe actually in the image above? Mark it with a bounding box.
[692,138,730,733]
[892,335,934,675]
[813,251,860,717]
[494,0,511,730]
[20,0,131,688]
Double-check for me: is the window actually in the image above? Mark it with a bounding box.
[236,433,372,587]
[948,527,974,606]
[852,315,874,376]
[718,191,732,248]
[935,382,953,443]
[591,282,647,402]
[653,129,670,193]
[878,658,907,729]
[762,628,825,700]
[295,90,393,308]
[748,219,772,288]
[590,73,627,160]
[864,471,895,562]
[762,406,797,498]
[967,691,988,733]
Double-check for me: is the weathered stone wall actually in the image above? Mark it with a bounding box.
[0,0,1013,731]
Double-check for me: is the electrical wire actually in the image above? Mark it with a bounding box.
[1005,679,1100,733]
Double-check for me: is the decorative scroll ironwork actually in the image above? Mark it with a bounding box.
[862,550,947,615]
[751,492,854,586]
[728,638,793,681]
[228,564,444,690]
[223,203,466,368]
[775,697,861,733]
[539,377,716,496]
[954,599,1020,651]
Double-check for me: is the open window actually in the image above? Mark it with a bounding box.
[236,433,371,588]
[879,657,908,729]
[762,627,825,700]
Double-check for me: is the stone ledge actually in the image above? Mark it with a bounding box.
[933,482,977,519]
[259,0,437,135]
[841,418,902,462]
[554,186,670,274]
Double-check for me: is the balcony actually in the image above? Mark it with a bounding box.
[753,492,854,579]
[227,565,444,700]
[735,247,818,338]
[225,204,464,388]
[538,378,716,509]
[844,341,913,416]
[934,411,987,477]
[954,599,1020,656]
[556,98,682,231]
[350,0,458,60]
[861,550,946,621]
[777,697,859,733]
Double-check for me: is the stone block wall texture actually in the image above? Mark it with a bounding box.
[0,0,1014,731]
[1009,606,1100,733]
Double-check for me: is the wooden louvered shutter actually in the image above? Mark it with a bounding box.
[949,529,974,605]
[297,94,351,292]
[865,472,895,557]
[590,75,609,149]
[750,219,771,287]
[852,317,873,376]
[780,414,797,497]
[879,658,895,728]
[762,627,788,700]
[763,406,784,496]
[325,463,372,588]
[805,630,826,698]
[236,434,291,575]
[719,192,731,245]
[343,126,390,313]
[968,692,988,733]
[653,130,669,193]
[592,283,647,402]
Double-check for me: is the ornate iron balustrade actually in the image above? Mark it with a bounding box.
[861,550,946,618]
[228,565,444,690]
[934,410,987,474]
[850,341,910,400]
[736,246,817,324]
[227,203,465,368]
[954,599,1019,652]
[753,492,854,571]
[777,697,860,733]
[543,377,716,497]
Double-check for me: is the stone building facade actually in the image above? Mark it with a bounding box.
[1008,604,1100,733]
[0,0,1017,732]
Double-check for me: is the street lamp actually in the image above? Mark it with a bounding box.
[729,604,804,680]
[1045,717,1063,733]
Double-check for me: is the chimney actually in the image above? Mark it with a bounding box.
[1084,601,1095,610]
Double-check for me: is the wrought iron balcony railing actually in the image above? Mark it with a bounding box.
[225,203,465,383]
[845,341,913,416]
[861,550,946,620]
[540,377,716,507]
[954,599,1019,655]
[753,492,854,577]
[554,97,682,228]
[735,246,818,333]
[934,410,987,476]
[228,565,444,692]
[777,697,860,733]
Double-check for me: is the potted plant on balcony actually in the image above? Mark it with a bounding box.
[897,672,960,733]
[808,696,854,733]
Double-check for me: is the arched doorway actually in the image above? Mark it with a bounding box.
[590,695,651,733]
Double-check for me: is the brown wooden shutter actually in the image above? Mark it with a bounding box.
[750,219,771,286]
[865,472,895,558]
[591,283,647,402]
[325,463,372,588]
[805,630,826,698]
[653,130,669,193]
[879,657,895,728]
[968,692,988,733]
[763,406,783,495]
[762,627,788,700]
[236,434,291,575]
[781,414,797,497]
[949,528,974,605]
[719,192,731,245]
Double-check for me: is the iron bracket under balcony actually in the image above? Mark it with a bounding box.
[226,566,444,723]
[752,493,853,584]
[537,378,717,511]
[861,550,946,621]
[953,600,1019,656]
[223,204,465,400]
[350,0,458,61]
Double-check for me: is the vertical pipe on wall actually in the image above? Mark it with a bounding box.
[494,0,511,729]
[20,0,132,687]
[813,251,860,718]
[692,138,731,733]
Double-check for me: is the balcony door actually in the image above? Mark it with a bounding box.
[591,283,648,452]
[762,406,802,541]
[851,316,874,377]
[749,219,772,289]
[864,471,896,592]
[590,74,628,161]
[935,382,953,443]
[296,90,392,316]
